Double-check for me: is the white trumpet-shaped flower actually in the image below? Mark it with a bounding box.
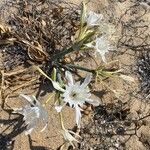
[60,128,81,149]
[85,11,103,27]
[51,71,100,127]
[61,129,80,143]
[13,94,48,135]
[86,36,113,63]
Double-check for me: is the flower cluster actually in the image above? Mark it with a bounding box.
[78,3,115,63]
[11,2,118,147]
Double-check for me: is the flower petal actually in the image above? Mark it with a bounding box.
[69,130,82,138]
[19,94,39,106]
[81,74,92,88]
[51,80,65,92]
[65,71,74,85]
[25,119,38,135]
[12,108,23,114]
[85,42,94,48]
[85,98,100,106]
[25,128,34,135]
[55,105,63,112]
[55,102,67,112]
[94,36,112,63]
[40,124,48,132]
[86,11,103,26]
[38,106,48,132]
[101,53,107,63]
[62,129,79,143]
[75,105,82,127]
[35,66,65,92]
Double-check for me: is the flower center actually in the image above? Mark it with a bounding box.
[70,91,78,100]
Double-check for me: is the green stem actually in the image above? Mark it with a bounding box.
[52,41,86,61]
[63,63,95,73]
[63,64,119,77]
[51,40,85,62]
[51,31,95,62]
[59,112,65,130]
[51,46,74,62]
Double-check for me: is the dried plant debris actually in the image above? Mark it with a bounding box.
[0,0,79,68]
[0,135,14,150]
[79,100,150,150]
[0,0,80,101]
[137,52,150,97]
[118,3,149,51]
[79,102,132,150]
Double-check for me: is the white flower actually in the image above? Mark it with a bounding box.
[61,129,80,143]
[85,11,103,27]
[60,128,81,148]
[13,94,48,135]
[86,36,113,63]
[51,71,99,127]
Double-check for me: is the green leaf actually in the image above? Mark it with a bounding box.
[51,68,57,81]
[80,2,86,28]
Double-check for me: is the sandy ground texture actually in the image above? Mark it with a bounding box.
[0,0,150,150]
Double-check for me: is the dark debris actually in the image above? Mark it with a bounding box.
[0,0,80,70]
[79,102,130,150]
[137,51,150,97]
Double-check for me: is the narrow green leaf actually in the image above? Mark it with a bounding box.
[80,2,86,28]
[51,68,57,81]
